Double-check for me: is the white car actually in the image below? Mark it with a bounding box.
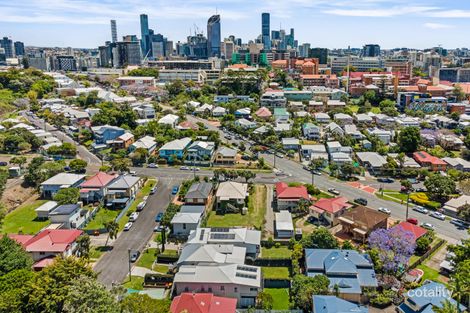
[378,207,391,214]
[150,186,157,194]
[430,212,446,221]
[191,167,200,171]
[129,212,139,222]
[421,222,434,230]
[327,188,340,195]
[124,222,133,231]
[148,163,158,168]
[142,195,149,202]
[136,201,147,211]
[180,166,189,170]
[413,206,429,214]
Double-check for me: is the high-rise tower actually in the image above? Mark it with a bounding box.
[207,14,221,57]
[140,14,150,57]
[261,13,271,50]
[110,19,118,43]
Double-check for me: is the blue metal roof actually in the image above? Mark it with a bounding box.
[49,204,80,215]
[402,282,466,312]
[313,295,368,313]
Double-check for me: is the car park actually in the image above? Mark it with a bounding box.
[421,222,434,230]
[354,198,368,206]
[378,207,391,214]
[129,212,139,222]
[124,222,133,231]
[155,212,164,222]
[136,201,146,211]
[430,212,446,221]
[129,250,140,262]
[413,206,429,214]
[327,188,340,195]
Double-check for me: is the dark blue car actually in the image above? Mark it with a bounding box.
[171,185,179,195]
[155,212,164,222]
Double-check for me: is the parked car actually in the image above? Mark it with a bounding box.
[0,162,7,166]
[124,222,133,231]
[180,166,189,170]
[129,250,140,262]
[63,166,71,172]
[154,225,166,232]
[142,195,149,202]
[421,222,434,230]
[378,207,391,214]
[406,218,418,225]
[150,186,157,194]
[450,219,469,229]
[155,212,164,222]
[129,212,139,222]
[378,177,394,183]
[312,170,322,175]
[129,170,136,176]
[415,187,426,192]
[225,135,232,140]
[148,163,158,168]
[430,211,446,221]
[136,201,146,212]
[171,185,179,195]
[354,198,368,206]
[328,188,340,195]
[191,167,200,171]
[413,206,429,214]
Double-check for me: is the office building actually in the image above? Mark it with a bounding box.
[309,48,328,64]
[55,56,77,71]
[185,34,208,59]
[439,67,470,83]
[14,41,24,56]
[207,15,221,57]
[110,20,118,43]
[140,14,150,57]
[261,13,271,50]
[363,44,380,57]
[0,37,14,58]
[116,40,141,67]
[222,40,234,60]
[330,56,383,74]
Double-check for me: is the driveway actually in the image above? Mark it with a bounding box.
[263,184,275,238]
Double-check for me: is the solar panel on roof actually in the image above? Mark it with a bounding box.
[210,227,229,232]
[199,229,205,241]
[237,265,257,272]
[210,233,236,240]
[236,273,257,279]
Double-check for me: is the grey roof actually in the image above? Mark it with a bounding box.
[171,212,202,224]
[50,204,80,216]
[107,175,141,189]
[216,182,248,200]
[356,152,388,168]
[217,147,237,157]
[159,137,192,151]
[276,211,293,232]
[177,244,246,266]
[185,182,213,200]
[187,227,261,246]
[180,205,206,214]
[402,282,466,312]
[40,173,85,186]
[313,296,368,313]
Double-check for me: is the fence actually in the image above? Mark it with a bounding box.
[263,279,291,288]
[407,238,446,270]
[157,254,179,264]
[246,258,292,267]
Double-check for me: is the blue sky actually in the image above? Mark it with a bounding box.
[2,0,470,49]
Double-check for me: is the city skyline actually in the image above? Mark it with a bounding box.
[1,0,470,49]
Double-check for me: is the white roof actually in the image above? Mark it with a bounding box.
[40,173,85,187]
[334,113,352,120]
[171,212,202,224]
[282,137,300,145]
[159,137,192,151]
[177,244,246,266]
[442,157,470,169]
[327,141,342,148]
[216,182,248,200]
[132,136,156,150]
[276,211,294,232]
[118,132,134,141]
[35,201,58,213]
[174,264,261,287]
[356,152,388,167]
[212,106,227,113]
[158,114,179,124]
[444,195,470,210]
[188,227,261,247]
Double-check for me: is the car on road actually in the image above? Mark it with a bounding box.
[225,135,232,140]
[327,188,340,195]
[129,212,139,222]
[154,225,167,232]
[123,222,133,231]
[0,162,7,166]
[180,166,190,170]
[171,185,179,195]
[312,170,322,175]
[129,250,140,262]
[430,211,446,221]
[354,198,368,206]
[129,170,137,176]
[421,222,434,230]
[450,219,469,229]
[413,206,429,214]
[136,201,146,212]
[150,186,157,194]
[148,163,158,168]
[406,218,418,225]
[415,187,426,192]
[155,212,164,222]
[377,177,394,183]
[191,167,200,171]
[378,207,391,214]
[142,195,149,201]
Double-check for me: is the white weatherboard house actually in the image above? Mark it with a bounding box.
[275,211,294,238]
[171,205,206,236]
[40,173,86,199]
[177,244,246,266]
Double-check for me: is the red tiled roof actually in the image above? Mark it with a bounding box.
[11,229,83,253]
[80,172,117,188]
[312,197,352,214]
[456,83,470,94]
[170,293,237,313]
[413,151,447,165]
[392,221,427,241]
[275,182,309,200]
[272,60,288,65]
[255,107,272,117]
[33,257,56,270]
[9,234,34,247]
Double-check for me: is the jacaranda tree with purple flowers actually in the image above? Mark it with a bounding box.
[368,227,416,275]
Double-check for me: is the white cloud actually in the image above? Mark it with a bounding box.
[324,6,437,17]
[426,9,470,18]
[423,22,454,29]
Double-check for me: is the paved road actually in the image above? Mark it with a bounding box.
[95,177,181,287]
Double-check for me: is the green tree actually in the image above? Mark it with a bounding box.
[104,220,119,247]
[342,240,355,250]
[301,227,339,249]
[69,159,87,173]
[291,274,330,312]
[424,173,456,200]
[415,235,431,255]
[9,156,27,169]
[111,158,132,172]
[449,259,469,309]
[0,269,34,313]
[452,84,466,102]
[0,236,33,276]
[238,170,256,183]
[398,127,421,153]
[120,294,171,313]
[127,68,159,78]
[458,203,470,222]
[256,291,274,310]
[53,188,80,205]
[76,235,91,259]
[433,299,460,313]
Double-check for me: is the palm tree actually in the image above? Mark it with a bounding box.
[104,220,119,247]
[76,234,91,259]
[433,300,459,313]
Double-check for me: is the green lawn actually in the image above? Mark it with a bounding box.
[122,276,144,290]
[137,248,158,269]
[85,208,119,230]
[2,200,50,234]
[264,288,290,310]
[417,264,444,283]
[261,246,292,259]
[160,249,178,256]
[262,267,290,279]
[207,184,267,229]
[89,245,109,260]
[154,264,169,274]
[118,179,157,231]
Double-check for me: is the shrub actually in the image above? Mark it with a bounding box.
[265,237,274,248]
[274,242,281,248]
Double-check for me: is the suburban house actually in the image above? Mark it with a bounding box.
[442,157,470,172]
[186,227,261,256]
[10,229,83,270]
[212,106,227,117]
[173,263,261,308]
[214,147,237,165]
[235,118,257,129]
[303,123,321,140]
[159,137,192,161]
[355,152,388,175]
[171,206,205,236]
[275,182,309,211]
[274,108,290,123]
[216,182,248,211]
[132,103,155,119]
[195,103,214,115]
[344,124,364,140]
[112,132,135,150]
[234,107,251,118]
[129,136,157,155]
[314,112,331,123]
[106,175,143,208]
[185,182,213,205]
[391,221,427,243]
[40,173,86,199]
[324,123,344,137]
[355,113,373,125]
[177,244,246,267]
[79,172,118,203]
[260,91,287,109]
[35,201,59,220]
[170,293,237,313]
[254,107,272,120]
[398,282,466,313]
[158,114,180,128]
[310,197,352,226]
[186,141,215,165]
[177,121,199,131]
[49,204,90,229]
[367,128,394,144]
[305,249,378,303]
[334,113,353,126]
[91,125,126,145]
[301,144,328,163]
[275,210,294,238]
[282,138,300,151]
[338,206,389,243]
[413,151,447,171]
[443,195,470,217]
[313,296,368,313]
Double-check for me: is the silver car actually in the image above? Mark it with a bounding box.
[413,206,429,214]
[430,212,446,221]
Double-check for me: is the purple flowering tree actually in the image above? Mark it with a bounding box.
[368,227,416,274]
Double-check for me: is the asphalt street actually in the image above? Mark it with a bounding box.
[94,177,182,287]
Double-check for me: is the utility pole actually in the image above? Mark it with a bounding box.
[311,170,314,185]
[128,249,132,281]
[405,192,410,220]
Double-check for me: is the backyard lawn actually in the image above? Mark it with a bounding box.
[160,249,178,256]
[122,276,144,290]
[417,264,445,283]
[137,248,158,269]
[2,200,50,234]
[154,264,169,274]
[206,184,267,229]
[85,208,119,230]
[264,288,290,310]
[261,246,292,259]
[262,267,290,280]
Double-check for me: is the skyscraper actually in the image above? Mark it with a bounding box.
[207,14,221,57]
[110,20,118,43]
[261,13,271,50]
[309,48,328,64]
[140,14,150,57]
[363,44,380,57]
[14,41,24,56]
[0,37,14,58]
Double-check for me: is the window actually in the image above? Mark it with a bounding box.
[201,287,205,292]
[208,287,212,292]
[184,287,189,292]
[234,287,238,293]
[220,286,225,291]
[40,252,45,255]
[183,223,186,229]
